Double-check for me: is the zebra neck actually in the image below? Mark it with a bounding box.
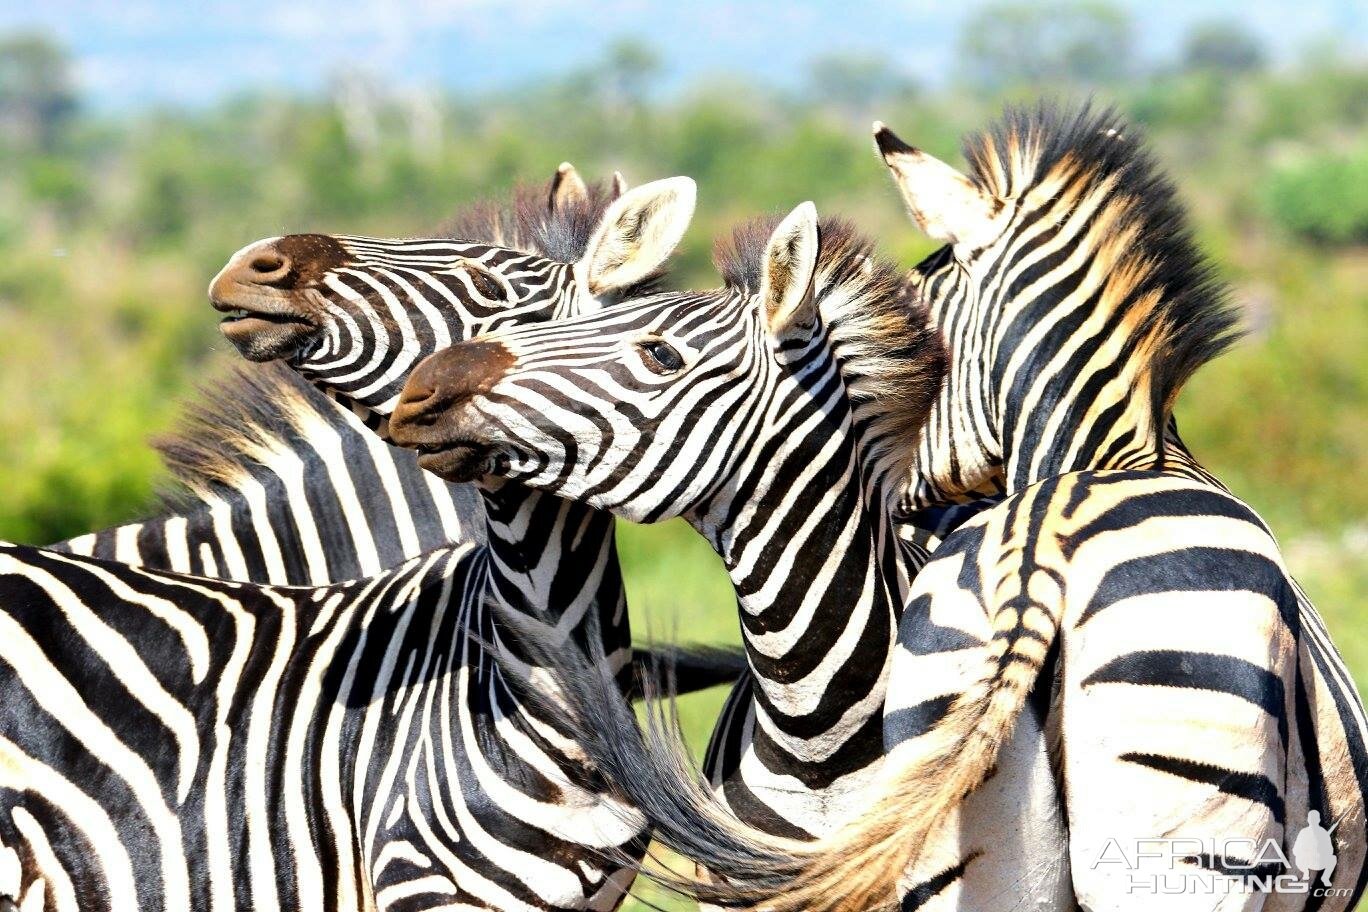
[994,355,1167,492]
[478,480,630,667]
[702,445,903,774]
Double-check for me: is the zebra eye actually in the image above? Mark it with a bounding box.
[638,338,685,374]
[458,262,511,301]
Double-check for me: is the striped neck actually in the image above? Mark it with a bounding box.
[911,230,1171,500]
[478,480,631,677]
[695,397,905,783]
[314,384,629,673]
[317,547,641,906]
[985,256,1168,492]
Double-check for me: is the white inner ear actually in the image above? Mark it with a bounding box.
[883,148,998,246]
[761,201,820,334]
[578,177,697,299]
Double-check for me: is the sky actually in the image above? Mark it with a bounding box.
[1,0,1365,109]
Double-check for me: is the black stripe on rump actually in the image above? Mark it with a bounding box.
[1078,546,1294,630]
[884,695,955,751]
[901,854,977,910]
[1120,752,1284,825]
[1082,650,1287,748]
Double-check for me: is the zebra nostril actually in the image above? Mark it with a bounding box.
[240,247,291,284]
[400,386,437,409]
[249,252,287,274]
[224,242,293,287]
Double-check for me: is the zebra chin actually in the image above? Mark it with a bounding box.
[218,317,320,363]
[414,441,495,482]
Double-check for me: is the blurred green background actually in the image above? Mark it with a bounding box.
[0,3,1365,908]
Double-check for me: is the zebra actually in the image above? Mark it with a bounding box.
[0,171,744,911]
[512,105,1366,912]
[759,104,1368,912]
[385,203,1073,909]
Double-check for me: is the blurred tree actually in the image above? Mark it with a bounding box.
[808,52,916,115]
[295,109,369,218]
[1264,145,1368,245]
[0,33,77,150]
[21,156,89,223]
[959,0,1135,89]
[1181,21,1267,74]
[601,37,662,109]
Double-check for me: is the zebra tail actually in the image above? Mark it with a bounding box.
[763,652,1042,911]
[516,607,1046,909]
[506,619,815,905]
[628,645,748,700]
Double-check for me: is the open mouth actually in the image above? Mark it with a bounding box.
[214,304,315,331]
[411,440,493,482]
[211,297,319,361]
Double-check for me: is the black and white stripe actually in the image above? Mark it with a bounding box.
[0,511,643,911]
[51,363,481,584]
[0,172,745,910]
[385,205,1072,909]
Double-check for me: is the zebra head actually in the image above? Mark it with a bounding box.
[387,203,946,526]
[208,168,696,424]
[873,105,1239,501]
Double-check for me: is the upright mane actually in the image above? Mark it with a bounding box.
[441,178,619,263]
[714,216,946,487]
[962,102,1243,424]
[153,362,340,503]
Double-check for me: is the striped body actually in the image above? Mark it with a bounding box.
[0,532,642,912]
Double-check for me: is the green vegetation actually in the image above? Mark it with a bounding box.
[1265,145,1368,244]
[0,11,1364,910]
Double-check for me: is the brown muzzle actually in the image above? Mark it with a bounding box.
[209,234,347,362]
[390,340,514,481]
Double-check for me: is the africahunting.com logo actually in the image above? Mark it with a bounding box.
[1089,812,1354,898]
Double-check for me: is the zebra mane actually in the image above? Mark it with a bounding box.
[152,363,376,508]
[963,101,1243,421]
[440,177,619,264]
[715,216,947,488]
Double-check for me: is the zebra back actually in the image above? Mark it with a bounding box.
[52,362,482,584]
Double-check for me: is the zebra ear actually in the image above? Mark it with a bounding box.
[610,170,629,200]
[874,122,998,246]
[550,162,589,213]
[578,177,696,297]
[760,201,820,336]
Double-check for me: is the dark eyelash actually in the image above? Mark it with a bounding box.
[639,339,684,373]
[462,264,507,300]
